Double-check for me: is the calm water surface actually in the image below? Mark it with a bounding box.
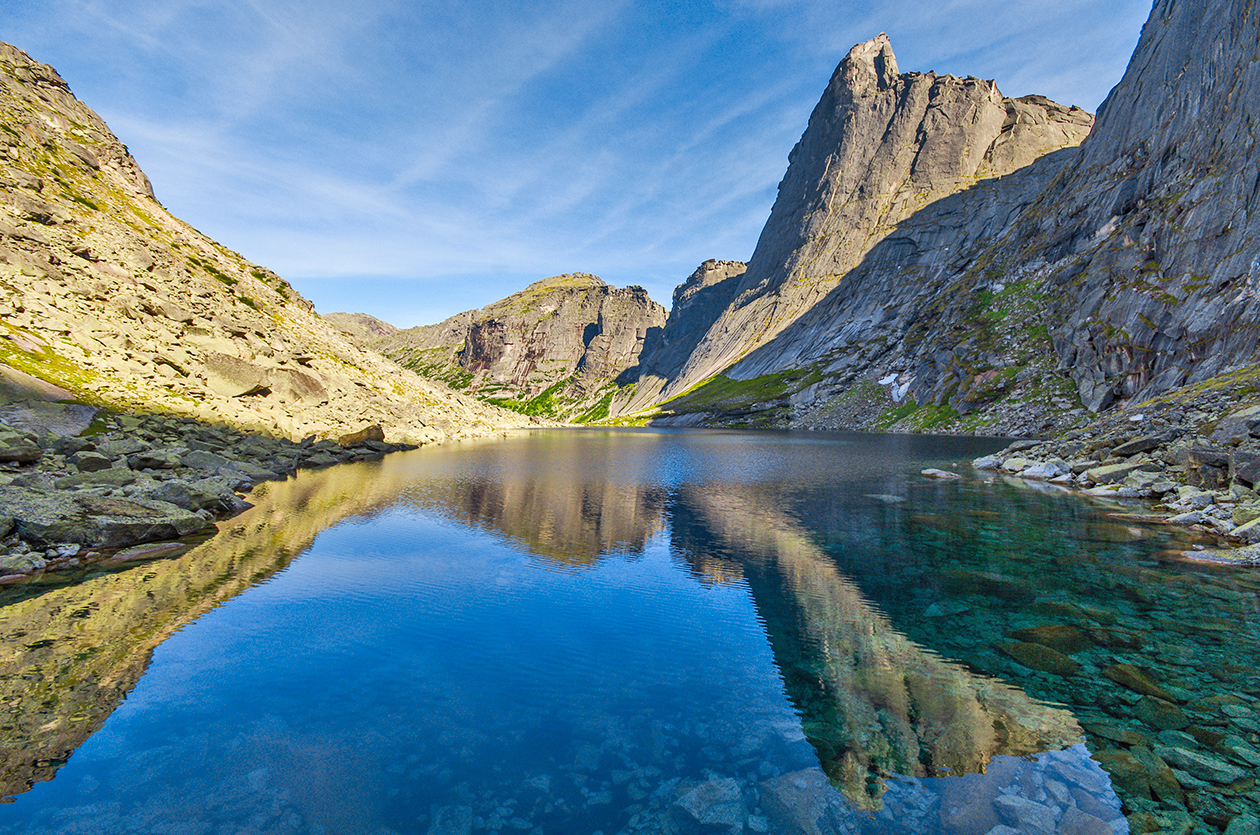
[0,429,1257,835]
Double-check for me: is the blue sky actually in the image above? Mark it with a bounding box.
[5,1,1151,326]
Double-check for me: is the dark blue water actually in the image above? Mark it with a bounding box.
[0,429,1256,834]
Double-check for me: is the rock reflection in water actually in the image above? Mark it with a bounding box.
[0,430,1141,835]
[0,456,422,799]
[669,488,1121,822]
[397,433,668,566]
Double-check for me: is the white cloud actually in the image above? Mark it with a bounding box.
[4,0,1154,324]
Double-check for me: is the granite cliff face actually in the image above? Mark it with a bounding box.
[334,273,666,421]
[648,34,1092,413]
[0,43,526,444]
[641,1,1260,436]
[621,259,748,412]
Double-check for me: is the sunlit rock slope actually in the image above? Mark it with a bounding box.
[0,43,527,444]
[330,273,666,422]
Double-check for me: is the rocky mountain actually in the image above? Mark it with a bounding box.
[621,259,748,412]
[330,273,666,421]
[628,34,1092,427]
[321,311,398,343]
[0,43,526,445]
[632,0,1260,436]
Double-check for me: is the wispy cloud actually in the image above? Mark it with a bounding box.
[4,0,1153,324]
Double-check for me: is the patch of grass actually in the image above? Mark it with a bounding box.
[575,389,616,424]
[188,255,238,287]
[661,367,823,414]
[484,380,575,418]
[874,401,961,431]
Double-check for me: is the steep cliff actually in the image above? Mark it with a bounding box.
[336,273,666,421]
[648,34,1092,413]
[621,259,748,412]
[0,43,525,444]
[643,1,1260,436]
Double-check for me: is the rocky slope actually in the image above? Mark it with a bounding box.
[631,34,1092,422]
[331,273,666,421]
[620,259,748,413]
[0,42,526,446]
[637,0,1260,439]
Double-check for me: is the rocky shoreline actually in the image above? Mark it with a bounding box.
[0,400,424,580]
[972,387,1260,565]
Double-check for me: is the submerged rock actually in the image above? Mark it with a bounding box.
[995,641,1081,677]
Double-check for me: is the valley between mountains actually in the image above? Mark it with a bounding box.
[2,0,1260,573]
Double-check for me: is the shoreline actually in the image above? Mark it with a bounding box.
[0,401,441,583]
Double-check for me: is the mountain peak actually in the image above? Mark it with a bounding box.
[833,33,899,96]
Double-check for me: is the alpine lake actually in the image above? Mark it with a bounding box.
[0,429,1256,835]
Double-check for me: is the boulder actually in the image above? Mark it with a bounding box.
[267,368,327,404]
[67,451,112,472]
[1021,459,1070,480]
[1113,437,1160,457]
[0,486,209,548]
[1084,461,1159,484]
[1006,624,1091,655]
[1232,517,1260,545]
[1153,745,1248,785]
[54,469,137,489]
[128,449,181,470]
[995,641,1080,677]
[992,794,1057,835]
[338,424,386,447]
[1103,664,1180,701]
[759,770,857,835]
[671,777,747,834]
[921,468,962,480]
[0,434,42,464]
[203,352,269,397]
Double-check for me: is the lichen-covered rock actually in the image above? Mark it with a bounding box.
[0,485,209,548]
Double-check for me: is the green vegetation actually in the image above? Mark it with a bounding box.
[485,380,571,418]
[575,389,616,424]
[661,368,822,413]
[873,401,961,432]
[187,255,237,287]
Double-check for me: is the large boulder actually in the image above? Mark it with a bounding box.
[0,486,209,548]
[203,352,269,397]
[0,429,41,463]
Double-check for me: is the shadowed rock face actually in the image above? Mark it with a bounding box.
[656,34,1093,405]
[999,0,1260,412]
[344,273,667,420]
[0,43,526,444]
[622,260,749,413]
[640,3,1260,435]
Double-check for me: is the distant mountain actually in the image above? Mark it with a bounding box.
[0,43,527,444]
[327,273,665,421]
[322,312,398,343]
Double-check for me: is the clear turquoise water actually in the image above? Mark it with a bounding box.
[0,429,1256,834]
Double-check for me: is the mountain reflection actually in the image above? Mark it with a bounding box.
[669,485,1082,809]
[395,430,670,566]
[0,431,1083,812]
[0,457,424,799]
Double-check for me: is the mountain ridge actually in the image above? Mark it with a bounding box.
[0,42,529,445]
